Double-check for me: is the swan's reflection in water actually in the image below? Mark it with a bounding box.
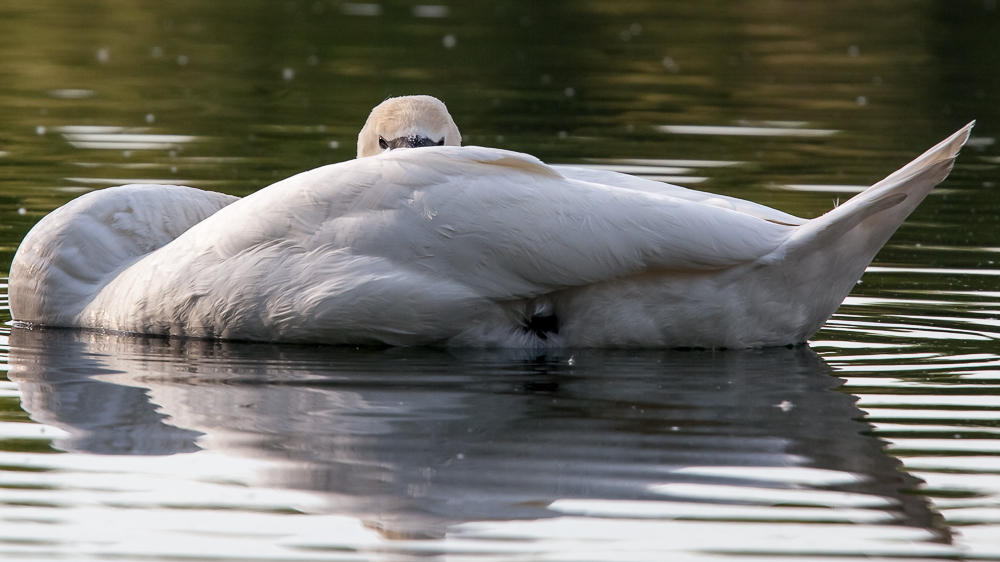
[7,328,953,558]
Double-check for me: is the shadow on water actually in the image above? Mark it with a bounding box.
[6,326,950,544]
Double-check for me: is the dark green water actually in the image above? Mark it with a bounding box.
[1,1,999,560]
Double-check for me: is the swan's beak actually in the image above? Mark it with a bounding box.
[379,135,446,151]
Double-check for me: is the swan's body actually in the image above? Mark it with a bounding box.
[9,96,973,347]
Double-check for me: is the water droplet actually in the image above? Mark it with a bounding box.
[96,48,110,63]
[18,207,27,215]
[442,34,457,49]
[329,140,340,149]
[145,113,155,123]
[282,67,295,81]
[564,87,575,97]
[177,55,189,66]
[856,95,868,106]
[36,125,46,135]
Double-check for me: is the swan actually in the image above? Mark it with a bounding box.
[9,95,973,347]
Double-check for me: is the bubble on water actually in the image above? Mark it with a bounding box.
[662,56,679,72]
[97,48,110,63]
[177,55,189,66]
[282,67,295,81]
[564,87,575,97]
[145,113,155,123]
[151,46,163,58]
[329,140,340,149]
[848,45,860,57]
[857,95,868,106]
[36,125,46,135]
[442,34,457,49]
[18,207,27,215]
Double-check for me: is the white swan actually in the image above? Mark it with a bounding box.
[9,96,973,347]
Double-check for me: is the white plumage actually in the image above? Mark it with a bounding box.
[9,96,973,347]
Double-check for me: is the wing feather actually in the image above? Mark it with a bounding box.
[185,146,794,300]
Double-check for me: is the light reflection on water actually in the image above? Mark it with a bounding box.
[0,327,967,560]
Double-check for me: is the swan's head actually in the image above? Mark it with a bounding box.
[357,95,462,158]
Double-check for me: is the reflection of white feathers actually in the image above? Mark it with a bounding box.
[9,110,972,347]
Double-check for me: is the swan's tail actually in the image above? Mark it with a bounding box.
[764,121,974,340]
[9,184,237,326]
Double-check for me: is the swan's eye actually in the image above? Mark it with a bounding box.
[378,136,388,150]
[436,138,445,146]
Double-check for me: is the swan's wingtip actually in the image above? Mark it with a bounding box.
[957,119,976,140]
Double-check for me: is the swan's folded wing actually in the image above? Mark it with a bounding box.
[10,184,238,325]
[302,147,797,299]
[553,165,807,227]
